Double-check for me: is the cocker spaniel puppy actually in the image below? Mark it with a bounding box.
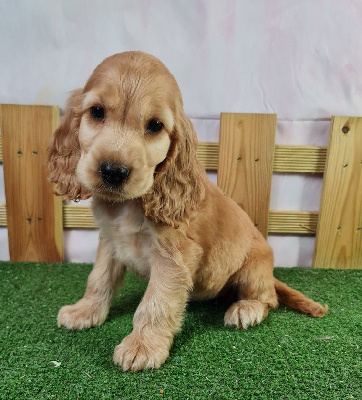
[48,51,327,371]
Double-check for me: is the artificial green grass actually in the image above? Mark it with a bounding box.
[0,262,361,400]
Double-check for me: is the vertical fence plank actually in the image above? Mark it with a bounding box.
[313,116,362,269]
[217,113,277,239]
[0,105,63,262]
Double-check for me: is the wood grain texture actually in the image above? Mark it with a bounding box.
[217,113,277,238]
[2,133,328,173]
[63,204,96,228]
[273,145,327,173]
[0,105,63,262]
[313,116,362,269]
[61,205,319,235]
[0,202,6,226]
[195,142,327,173]
[0,200,321,235]
[268,210,319,235]
[196,142,219,170]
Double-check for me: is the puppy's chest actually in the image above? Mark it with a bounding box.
[94,201,155,279]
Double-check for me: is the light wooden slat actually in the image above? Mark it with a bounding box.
[1,136,328,173]
[0,202,6,226]
[0,105,63,262]
[196,142,218,170]
[273,145,327,173]
[1,202,321,235]
[314,118,362,268]
[0,135,2,162]
[62,205,319,235]
[196,142,326,173]
[217,113,277,239]
[63,204,97,228]
[313,116,362,269]
[269,211,318,234]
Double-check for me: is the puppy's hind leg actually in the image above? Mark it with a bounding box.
[58,236,125,330]
[224,238,278,330]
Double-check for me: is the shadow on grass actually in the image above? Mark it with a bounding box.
[108,284,234,329]
[54,277,319,372]
[104,282,235,354]
[96,274,305,364]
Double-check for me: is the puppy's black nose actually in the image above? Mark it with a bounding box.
[99,162,130,187]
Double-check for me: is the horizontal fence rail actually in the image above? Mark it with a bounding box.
[0,203,319,235]
[0,137,327,173]
[0,203,5,226]
[62,206,320,235]
[196,142,327,174]
[195,142,327,173]
[0,137,326,235]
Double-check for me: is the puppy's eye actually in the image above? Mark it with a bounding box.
[146,119,163,134]
[90,106,105,120]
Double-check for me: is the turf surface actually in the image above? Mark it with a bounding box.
[0,262,361,399]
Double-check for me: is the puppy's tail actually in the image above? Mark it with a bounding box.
[274,278,328,317]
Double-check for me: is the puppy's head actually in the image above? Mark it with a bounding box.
[48,51,204,225]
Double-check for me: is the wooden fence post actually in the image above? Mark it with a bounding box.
[0,105,63,262]
[217,113,277,239]
[313,116,362,269]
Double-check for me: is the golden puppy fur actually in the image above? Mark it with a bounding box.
[48,51,327,371]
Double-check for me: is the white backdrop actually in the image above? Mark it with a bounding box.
[1,0,361,266]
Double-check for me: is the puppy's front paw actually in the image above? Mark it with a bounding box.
[113,332,170,371]
[224,300,268,330]
[57,299,108,330]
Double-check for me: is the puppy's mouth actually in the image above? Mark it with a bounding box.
[92,183,128,201]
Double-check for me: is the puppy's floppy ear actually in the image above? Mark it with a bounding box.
[142,107,206,227]
[48,89,91,201]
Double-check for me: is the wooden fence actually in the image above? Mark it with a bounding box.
[0,105,361,269]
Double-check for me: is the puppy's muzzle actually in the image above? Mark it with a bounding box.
[99,161,130,187]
